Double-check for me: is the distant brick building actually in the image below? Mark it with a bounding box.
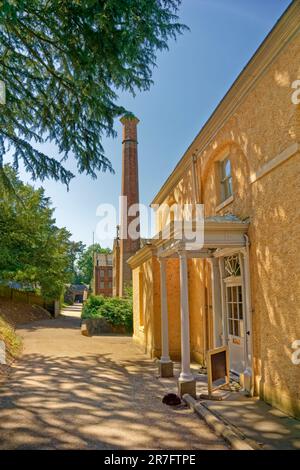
[93,253,113,297]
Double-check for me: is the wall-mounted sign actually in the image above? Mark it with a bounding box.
[207,346,229,396]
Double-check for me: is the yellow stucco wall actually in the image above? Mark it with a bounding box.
[132,28,300,418]
[132,258,155,357]
[155,167,194,233]
[197,32,300,417]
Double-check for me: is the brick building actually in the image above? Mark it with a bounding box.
[93,253,113,297]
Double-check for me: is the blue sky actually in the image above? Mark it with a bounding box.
[14,0,291,248]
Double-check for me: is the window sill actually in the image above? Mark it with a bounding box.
[216,195,234,212]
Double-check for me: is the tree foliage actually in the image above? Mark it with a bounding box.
[0,0,187,186]
[0,165,75,299]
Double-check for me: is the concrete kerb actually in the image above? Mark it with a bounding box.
[183,394,254,451]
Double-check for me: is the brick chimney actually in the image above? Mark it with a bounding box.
[119,114,140,296]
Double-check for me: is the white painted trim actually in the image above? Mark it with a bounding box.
[250,142,300,184]
[214,246,245,258]
[240,239,254,394]
[207,258,223,348]
[216,195,234,213]
[224,275,242,285]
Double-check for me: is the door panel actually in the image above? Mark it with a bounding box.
[226,284,245,375]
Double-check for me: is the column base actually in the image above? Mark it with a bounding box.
[158,360,174,378]
[178,379,197,399]
[240,367,253,395]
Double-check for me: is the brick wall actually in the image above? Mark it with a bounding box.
[94,265,113,297]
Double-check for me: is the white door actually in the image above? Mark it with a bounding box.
[225,283,245,375]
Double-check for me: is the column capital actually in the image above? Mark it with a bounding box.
[177,248,187,259]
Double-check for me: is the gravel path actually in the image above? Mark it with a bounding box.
[0,305,226,450]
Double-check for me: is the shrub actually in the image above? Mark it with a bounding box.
[82,295,133,332]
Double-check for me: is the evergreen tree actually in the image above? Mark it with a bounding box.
[0,0,187,186]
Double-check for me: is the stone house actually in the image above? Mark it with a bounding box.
[128,1,300,419]
[64,284,88,304]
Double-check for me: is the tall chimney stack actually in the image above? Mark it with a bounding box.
[119,114,140,296]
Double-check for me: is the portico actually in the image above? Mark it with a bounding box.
[156,216,252,397]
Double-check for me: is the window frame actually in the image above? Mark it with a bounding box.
[219,155,233,203]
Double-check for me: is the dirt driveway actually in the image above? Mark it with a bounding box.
[0,305,226,450]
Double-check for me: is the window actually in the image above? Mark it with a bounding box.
[226,285,243,337]
[108,281,112,289]
[220,157,233,201]
[100,281,105,289]
[100,269,105,278]
[108,269,112,278]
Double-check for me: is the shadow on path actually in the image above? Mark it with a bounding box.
[0,313,226,450]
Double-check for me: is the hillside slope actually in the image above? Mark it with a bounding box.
[0,299,51,381]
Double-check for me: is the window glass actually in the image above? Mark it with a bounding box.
[220,157,233,201]
[226,284,243,338]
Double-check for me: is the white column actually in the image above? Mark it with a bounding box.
[208,258,223,348]
[178,250,194,382]
[159,257,170,363]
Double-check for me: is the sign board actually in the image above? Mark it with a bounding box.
[207,346,229,396]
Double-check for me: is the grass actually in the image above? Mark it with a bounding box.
[0,316,22,362]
